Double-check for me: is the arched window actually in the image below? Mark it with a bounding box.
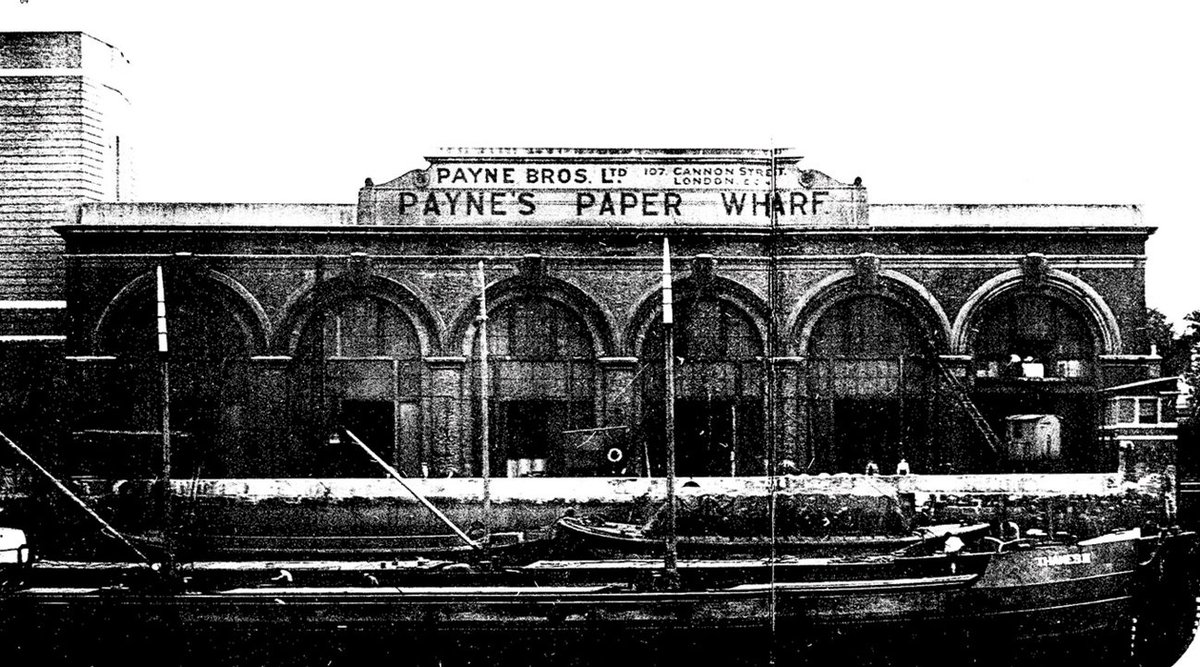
[675,298,762,361]
[809,295,925,359]
[488,299,593,360]
[640,295,765,477]
[967,291,1102,471]
[88,277,252,477]
[802,295,936,474]
[474,297,596,477]
[293,296,424,477]
[970,292,1096,380]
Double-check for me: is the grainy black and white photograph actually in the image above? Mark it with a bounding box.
[1,2,1199,665]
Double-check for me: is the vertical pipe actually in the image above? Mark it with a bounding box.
[731,404,739,476]
[393,358,402,470]
[706,389,713,471]
[898,355,906,461]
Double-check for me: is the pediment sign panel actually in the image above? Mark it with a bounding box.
[358,149,867,228]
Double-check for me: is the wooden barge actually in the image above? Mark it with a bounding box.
[0,526,1195,665]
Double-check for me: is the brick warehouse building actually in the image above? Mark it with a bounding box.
[0,33,1178,494]
[53,148,1168,485]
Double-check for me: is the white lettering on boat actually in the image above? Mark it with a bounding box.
[1035,552,1092,567]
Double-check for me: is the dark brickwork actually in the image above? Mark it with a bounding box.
[54,167,1158,481]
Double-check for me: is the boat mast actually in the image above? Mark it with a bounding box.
[155,265,174,563]
[0,429,153,564]
[766,147,781,656]
[477,261,492,531]
[661,238,678,574]
[343,429,481,551]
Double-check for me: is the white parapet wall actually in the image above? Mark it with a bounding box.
[60,472,1160,541]
[147,473,1132,504]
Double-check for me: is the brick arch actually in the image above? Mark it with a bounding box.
[274,274,444,357]
[450,274,615,358]
[950,268,1122,356]
[92,266,270,356]
[624,274,769,358]
[786,269,952,356]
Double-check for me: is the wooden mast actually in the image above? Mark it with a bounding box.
[766,147,782,662]
[0,429,153,564]
[661,238,678,575]
[155,265,174,563]
[343,429,481,551]
[477,261,492,531]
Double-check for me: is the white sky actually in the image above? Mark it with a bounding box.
[7,1,1200,327]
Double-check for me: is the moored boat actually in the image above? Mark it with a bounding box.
[0,525,1191,665]
[554,514,992,558]
[0,208,1196,667]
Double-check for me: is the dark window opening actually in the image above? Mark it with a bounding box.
[476,297,599,477]
[969,292,1104,471]
[337,399,395,476]
[803,296,936,474]
[642,398,765,477]
[81,279,251,478]
[290,296,423,477]
[639,296,765,477]
[489,399,595,477]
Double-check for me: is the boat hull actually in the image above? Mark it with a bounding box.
[0,587,1137,667]
[0,532,1189,666]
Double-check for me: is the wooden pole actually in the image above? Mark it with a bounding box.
[662,238,678,574]
[766,147,781,662]
[344,429,481,550]
[0,429,152,564]
[477,261,492,530]
[155,265,174,562]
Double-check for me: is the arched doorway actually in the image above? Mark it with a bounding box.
[472,296,598,477]
[967,290,1102,470]
[292,296,424,477]
[640,294,765,477]
[970,292,1096,380]
[91,273,254,477]
[803,295,938,474]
